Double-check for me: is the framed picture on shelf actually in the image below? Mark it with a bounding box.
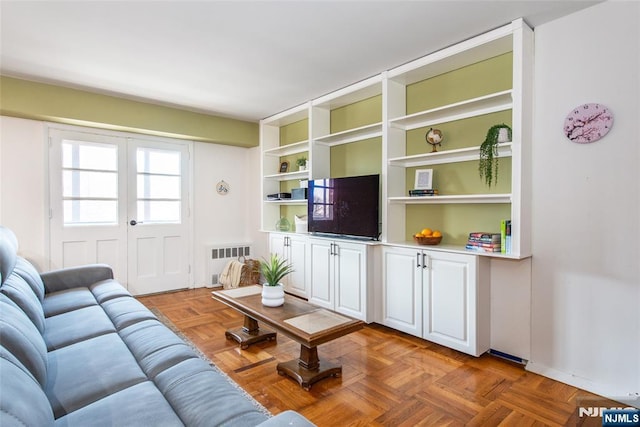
[279,161,289,173]
[414,169,433,190]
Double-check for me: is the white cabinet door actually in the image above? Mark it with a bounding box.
[423,251,487,356]
[381,246,422,337]
[269,233,308,298]
[334,241,368,320]
[287,234,308,298]
[308,238,333,309]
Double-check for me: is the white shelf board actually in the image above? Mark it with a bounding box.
[263,140,309,157]
[312,75,383,110]
[263,170,309,181]
[387,26,513,85]
[264,199,308,206]
[261,103,309,127]
[385,241,530,259]
[389,90,512,131]
[388,194,511,204]
[388,143,512,167]
[314,122,383,146]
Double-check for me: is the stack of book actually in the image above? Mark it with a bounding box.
[408,189,439,197]
[465,232,501,253]
[501,219,512,255]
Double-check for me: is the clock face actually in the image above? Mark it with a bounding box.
[216,180,230,195]
[564,103,613,143]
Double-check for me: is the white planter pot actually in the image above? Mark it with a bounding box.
[261,284,285,307]
[497,127,511,143]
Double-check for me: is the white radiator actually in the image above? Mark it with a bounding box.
[205,243,253,286]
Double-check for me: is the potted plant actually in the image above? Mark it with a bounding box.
[479,124,511,187]
[260,253,294,307]
[296,156,307,171]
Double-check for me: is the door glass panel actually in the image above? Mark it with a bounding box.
[137,201,180,222]
[63,170,117,198]
[136,147,182,224]
[64,200,118,224]
[137,175,180,199]
[62,140,118,225]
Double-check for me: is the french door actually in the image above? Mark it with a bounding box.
[49,127,192,295]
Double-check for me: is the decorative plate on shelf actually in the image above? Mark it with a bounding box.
[563,103,613,144]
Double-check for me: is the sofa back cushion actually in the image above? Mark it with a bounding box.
[1,273,46,334]
[14,257,46,302]
[0,295,48,388]
[0,349,54,427]
[0,226,18,286]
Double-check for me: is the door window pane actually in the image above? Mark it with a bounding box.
[136,147,182,224]
[137,175,180,199]
[137,201,180,223]
[62,140,118,225]
[64,200,117,224]
[63,170,117,198]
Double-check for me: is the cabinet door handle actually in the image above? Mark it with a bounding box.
[416,252,421,268]
[422,253,428,269]
[333,243,339,257]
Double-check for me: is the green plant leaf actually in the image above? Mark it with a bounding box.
[260,253,294,286]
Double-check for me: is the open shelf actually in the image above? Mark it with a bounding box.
[388,194,511,204]
[264,140,309,157]
[388,143,512,167]
[314,122,383,147]
[389,90,512,131]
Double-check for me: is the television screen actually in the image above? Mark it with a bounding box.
[307,174,380,240]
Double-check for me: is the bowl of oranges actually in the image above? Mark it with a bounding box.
[413,228,443,245]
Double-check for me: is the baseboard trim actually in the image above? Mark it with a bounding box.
[526,361,637,405]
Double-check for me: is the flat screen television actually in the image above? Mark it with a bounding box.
[307,174,380,241]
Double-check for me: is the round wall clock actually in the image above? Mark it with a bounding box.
[216,180,230,195]
[564,103,613,143]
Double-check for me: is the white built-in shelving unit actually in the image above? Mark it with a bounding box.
[260,19,533,259]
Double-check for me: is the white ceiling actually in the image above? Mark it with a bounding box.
[1,1,598,122]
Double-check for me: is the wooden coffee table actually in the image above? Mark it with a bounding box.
[211,286,364,390]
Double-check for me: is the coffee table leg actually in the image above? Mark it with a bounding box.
[277,345,342,391]
[225,315,277,349]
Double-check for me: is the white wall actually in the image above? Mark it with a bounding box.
[0,116,48,269]
[529,1,640,398]
[191,141,267,286]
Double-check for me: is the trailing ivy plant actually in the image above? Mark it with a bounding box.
[479,124,511,187]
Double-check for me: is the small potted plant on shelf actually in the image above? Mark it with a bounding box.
[479,124,511,187]
[260,253,294,307]
[296,156,307,171]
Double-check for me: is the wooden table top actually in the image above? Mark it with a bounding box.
[211,286,364,348]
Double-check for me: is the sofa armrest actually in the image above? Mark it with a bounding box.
[41,264,114,293]
[256,411,315,427]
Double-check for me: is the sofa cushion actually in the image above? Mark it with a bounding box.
[0,353,54,427]
[45,333,147,418]
[13,256,46,301]
[0,295,48,387]
[154,357,269,426]
[101,296,158,330]
[44,305,116,351]
[54,381,184,427]
[43,287,97,317]
[1,273,45,333]
[120,319,197,377]
[90,279,133,303]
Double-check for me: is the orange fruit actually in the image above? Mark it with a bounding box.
[415,233,424,238]
[421,228,433,236]
[432,230,442,238]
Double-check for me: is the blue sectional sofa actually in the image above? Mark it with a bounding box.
[0,226,312,426]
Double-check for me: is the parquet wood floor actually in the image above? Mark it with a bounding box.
[138,288,608,426]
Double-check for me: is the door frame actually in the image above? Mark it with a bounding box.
[45,123,194,291]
